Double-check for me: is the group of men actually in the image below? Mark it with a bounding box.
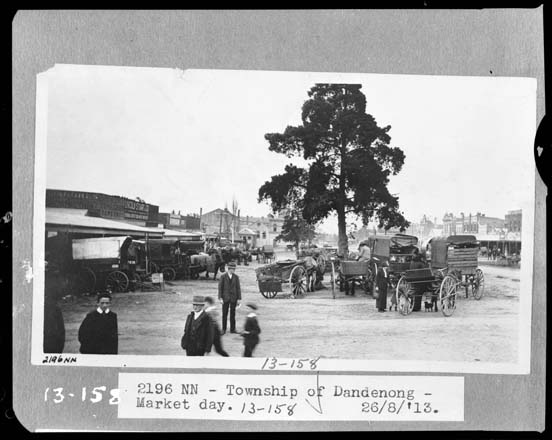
[72,261,260,357]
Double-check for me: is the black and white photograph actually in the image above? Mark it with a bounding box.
[12,9,546,432]
[33,65,535,372]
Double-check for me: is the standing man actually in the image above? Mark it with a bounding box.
[376,261,390,312]
[241,303,261,357]
[181,295,213,356]
[204,296,229,357]
[78,292,118,354]
[218,261,241,334]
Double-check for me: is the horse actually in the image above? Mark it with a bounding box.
[189,252,219,280]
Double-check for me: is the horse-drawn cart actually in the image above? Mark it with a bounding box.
[255,259,317,298]
[329,260,373,298]
[72,236,146,293]
[259,245,276,264]
[366,233,420,295]
[395,235,484,317]
[146,238,192,281]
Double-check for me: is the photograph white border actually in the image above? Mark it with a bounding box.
[31,67,536,375]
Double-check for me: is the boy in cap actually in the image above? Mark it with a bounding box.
[181,295,214,356]
[204,296,229,356]
[78,292,118,354]
[218,261,241,334]
[241,303,261,357]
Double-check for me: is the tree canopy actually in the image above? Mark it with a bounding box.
[277,212,316,248]
[258,83,409,255]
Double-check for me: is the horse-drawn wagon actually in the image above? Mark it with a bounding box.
[259,244,276,264]
[395,235,484,317]
[366,233,420,295]
[72,236,146,293]
[328,260,373,299]
[146,238,193,281]
[255,258,319,298]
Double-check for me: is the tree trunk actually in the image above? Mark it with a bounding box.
[337,206,348,258]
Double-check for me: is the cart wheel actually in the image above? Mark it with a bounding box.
[162,267,176,282]
[472,268,484,300]
[396,276,414,315]
[106,270,130,293]
[76,267,96,294]
[439,274,457,317]
[289,265,307,297]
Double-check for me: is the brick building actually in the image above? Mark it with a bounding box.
[46,189,159,227]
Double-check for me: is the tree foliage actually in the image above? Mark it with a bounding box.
[258,83,409,255]
[277,212,316,248]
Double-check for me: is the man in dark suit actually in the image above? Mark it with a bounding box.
[181,295,214,356]
[376,261,390,312]
[218,261,241,334]
[78,292,118,354]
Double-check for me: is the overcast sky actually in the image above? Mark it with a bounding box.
[44,64,536,232]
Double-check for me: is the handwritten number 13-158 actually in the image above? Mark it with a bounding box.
[44,387,119,404]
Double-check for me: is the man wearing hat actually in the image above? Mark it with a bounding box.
[241,303,261,357]
[181,295,214,356]
[218,261,241,334]
[376,260,390,312]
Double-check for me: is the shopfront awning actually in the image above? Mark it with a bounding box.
[46,208,164,238]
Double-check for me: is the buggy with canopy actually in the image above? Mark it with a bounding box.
[395,235,484,317]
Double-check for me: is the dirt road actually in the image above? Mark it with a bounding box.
[59,250,521,363]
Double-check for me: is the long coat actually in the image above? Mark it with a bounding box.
[218,272,242,303]
[78,310,118,354]
[376,267,389,292]
[44,299,65,353]
[181,311,214,355]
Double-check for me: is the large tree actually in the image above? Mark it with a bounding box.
[258,83,409,256]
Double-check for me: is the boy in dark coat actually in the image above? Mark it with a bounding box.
[241,303,261,357]
[181,295,214,356]
[78,293,118,354]
[218,262,241,334]
[204,296,229,356]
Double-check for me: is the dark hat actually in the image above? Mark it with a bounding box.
[246,302,257,310]
[192,295,205,305]
[228,261,237,268]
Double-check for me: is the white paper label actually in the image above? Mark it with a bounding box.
[118,373,464,421]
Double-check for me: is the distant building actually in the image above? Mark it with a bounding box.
[505,209,522,233]
[158,210,201,231]
[442,212,505,236]
[46,189,159,227]
[201,208,284,246]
